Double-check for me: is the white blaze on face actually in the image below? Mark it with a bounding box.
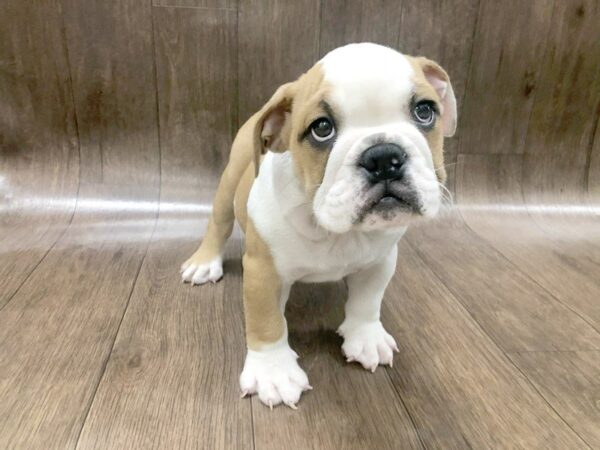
[312,43,442,233]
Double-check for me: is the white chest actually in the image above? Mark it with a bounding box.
[248,153,404,284]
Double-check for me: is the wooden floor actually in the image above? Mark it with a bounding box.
[1,155,599,449]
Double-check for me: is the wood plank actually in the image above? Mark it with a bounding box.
[252,281,422,450]
[153,6,237,186]
[590,113,600,199]
[456,154,600,331]
[153,0,237,8]
[509,351,600,448]
[0,0,79,306]
[459,0,554,155]
[404,212,600,352]
[522,0,600,205]
[383,240,587,448]
[319,0,403,56]
[398,0,479,191]
[76,186,252,449]
[62,0,160,186]
[0,184,158,449]
[237,0,320,123]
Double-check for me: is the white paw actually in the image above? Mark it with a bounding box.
[180,256,223,285]
[337,319,399,372]
[239,342,311,409]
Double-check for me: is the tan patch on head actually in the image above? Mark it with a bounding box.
[287,63,334,197]
[407,57,447,183]
[408,56,457,183]
[252,63,334,197]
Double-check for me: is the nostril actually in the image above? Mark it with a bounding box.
[359,143,408,182]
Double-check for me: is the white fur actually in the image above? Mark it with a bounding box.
[313,43,442,233]
[248,152,405,284]
[181,256,223,285]
[338,246,399,371]
[239,335,311,409]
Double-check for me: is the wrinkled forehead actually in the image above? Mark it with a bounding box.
[319,44,415,127]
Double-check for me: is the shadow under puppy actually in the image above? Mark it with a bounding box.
[181,43,456,409]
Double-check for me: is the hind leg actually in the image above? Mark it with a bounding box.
[180,174,235,285]
[181,120,255,285]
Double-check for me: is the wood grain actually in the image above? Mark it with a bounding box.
[522,0,600,205]
[404,212,600,352]
[319,0,403,56]
[509,351,600,448]
[2,1,600,448]
[383,240,587,449]
[154,6,237,186]
[237,0,320,123]
[0,0,79,306]
[459,0,554,156]
[590,113,600,199]
[75,186,252,450]
[252,282,423,450]
[153,0,237,8]
[62,0,160,186]
[456,154,600,331]
[0,184,158,449]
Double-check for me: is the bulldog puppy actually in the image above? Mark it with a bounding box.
[181,43,456,409]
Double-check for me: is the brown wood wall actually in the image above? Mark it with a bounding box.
[1,0,599,202]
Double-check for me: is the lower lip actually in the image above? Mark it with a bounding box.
[372,195,408,211]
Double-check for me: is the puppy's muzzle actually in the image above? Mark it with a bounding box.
[358,142,421,215]
[359,143,408,183]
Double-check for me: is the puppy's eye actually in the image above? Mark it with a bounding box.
[310,118,335,142]
[412,101,435,126]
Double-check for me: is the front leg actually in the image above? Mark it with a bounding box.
[239,219,310,409]
[338,245,399,372]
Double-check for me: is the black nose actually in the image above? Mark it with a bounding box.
[359,143,408,182]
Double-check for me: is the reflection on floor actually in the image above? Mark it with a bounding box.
[1,191,599,449]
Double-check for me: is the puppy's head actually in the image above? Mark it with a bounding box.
[253,43,456,233]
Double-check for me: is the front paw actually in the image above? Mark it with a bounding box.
[337,319,399,372]
[180,255,223,285]
[239,343,311,410]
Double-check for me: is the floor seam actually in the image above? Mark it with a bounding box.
[0,4,83,314]
[72,186,161,449]
[509,349,600,355]
[455,206,600,337]
[405,238,593,449]
[383,368,428,450]
[73,2,164,444]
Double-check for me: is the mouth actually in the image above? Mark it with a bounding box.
[360,181,421,218]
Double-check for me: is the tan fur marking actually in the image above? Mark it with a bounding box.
[286,64,334,197]
[243,217,285,350]
[408,56,451,183]
[181,110,258,268]
[234,162,255,232]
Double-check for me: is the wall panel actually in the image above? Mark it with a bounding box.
[459,0,554,155]
[522,0,600,204]
[237,0,320,123]
[0,0,79,305]
[319,0,403,56]
[589,115,600,200]
[154,7,237,187]
[62,0,160,186]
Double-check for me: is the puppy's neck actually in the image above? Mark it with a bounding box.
[265,152,398,243]
[268,152,327,241]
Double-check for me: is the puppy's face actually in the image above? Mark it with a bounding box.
[255,43,457,233]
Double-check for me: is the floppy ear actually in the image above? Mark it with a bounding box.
[415,58,457,137]
[253,82,297,176]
